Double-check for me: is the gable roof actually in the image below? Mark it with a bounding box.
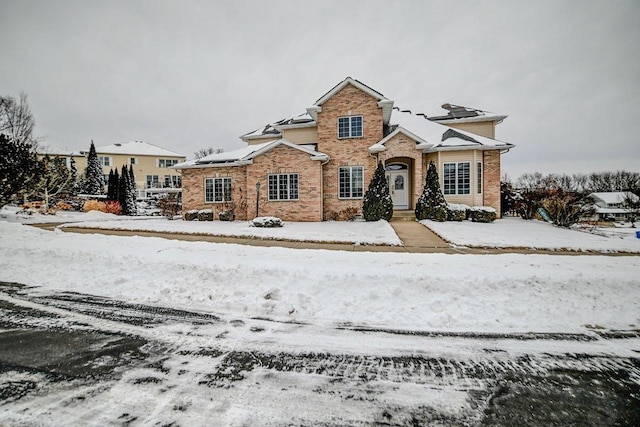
[589,192,639,205]
[174,139,329,169]
[307,77,394,125]
[428,103,507,124]
[369,109,514,154]
[91,141,185,157]
[240,112,315,142]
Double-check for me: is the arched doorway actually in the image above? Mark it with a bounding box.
[385,162,409,210]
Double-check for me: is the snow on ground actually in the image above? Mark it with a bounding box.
[1,221,638,334]
[421,217,640,253]
[0,205,145,224]
[59,217,402,245]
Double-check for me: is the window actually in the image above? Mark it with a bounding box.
[205,178,232,203]
[130,157,137,165]
[443,162,470,195]
[338,115,363,138]
[146,175,159,188]
[98,156,111,166]
[339,166,364,199]
[158,159,180,168]
[162,175,182,188]
[477,162,482,194]
[268,173,299,201]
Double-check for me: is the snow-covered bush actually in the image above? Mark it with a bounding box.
[218,209,235,221]
[447,204,469,221]
[415,161,449,222]
[250,216,283,228]
[469,206,497,223]
[362,161,393,221]
[197,209,213,221]
[184,210,198,221]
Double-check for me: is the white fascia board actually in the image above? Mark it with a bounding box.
[434,114,508,124]
[378,99,395,124]
[244,138,330,162]
[273,121,317,131]
[306,106,322,121]
[240,133,282,143]
[378,127,430,147]
[422,144,513,153]
[174,160,253,169]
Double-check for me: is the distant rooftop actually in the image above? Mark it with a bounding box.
[91,141,185,157]
[428,104,507,123]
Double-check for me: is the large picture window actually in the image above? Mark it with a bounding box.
[339,166,364,199]
[338,115,363,138]
[205,177,232,203]
[443,162,470,195]
[268,173,299,201]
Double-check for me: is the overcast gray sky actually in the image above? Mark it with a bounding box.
[2,0,639,179]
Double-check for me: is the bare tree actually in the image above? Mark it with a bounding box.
[0,92,38,147]
[194,147,223,159]
[622,192,640,228]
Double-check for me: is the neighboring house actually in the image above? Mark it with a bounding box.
[587,192,639,221]
[40,141,186,198]
[175,77,514,221]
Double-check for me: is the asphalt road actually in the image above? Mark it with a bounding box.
[1,281,639,426]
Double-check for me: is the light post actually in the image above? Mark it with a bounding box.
[255,181,261,218]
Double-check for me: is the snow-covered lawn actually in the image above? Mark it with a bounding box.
[1,221,638,334]
[61,218,401,245]
[421,217,640,253]
[0,205,401,245]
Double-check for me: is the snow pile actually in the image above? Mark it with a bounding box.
[422,217,640,253]
[1,221,638,333]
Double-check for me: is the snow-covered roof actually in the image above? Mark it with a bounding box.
[589,192,639,205]
[307,77,394,125]
[92,141,185,158]
[370,109,514,154]
[428,103,507,124]
[174,139,329,169]
[240,112,315,142]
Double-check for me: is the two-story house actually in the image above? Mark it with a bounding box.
[40,141,186,198]
[175,77,514,221]
[588,192,639,221]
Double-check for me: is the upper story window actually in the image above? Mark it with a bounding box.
[339,166,364,199]
[338,115,363,139]
[98,156,111,167]
[443,162,470,195]
[158,158,180,168]
[130,157,137,165]
[268,173,299,201]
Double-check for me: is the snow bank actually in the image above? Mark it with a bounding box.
[422,217,640,253]
[1,221,638,334]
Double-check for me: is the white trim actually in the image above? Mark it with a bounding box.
[273,121,317,131]
[432,114,508,124]
[368,126,433,154]
[337,115,364,139]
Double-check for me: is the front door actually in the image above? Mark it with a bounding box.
[386,169,409,210]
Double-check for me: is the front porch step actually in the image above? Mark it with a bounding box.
[390,210,416,221]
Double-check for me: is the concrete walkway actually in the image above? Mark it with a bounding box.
[31,222,636,256]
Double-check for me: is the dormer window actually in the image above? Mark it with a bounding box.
[338,115,363,138]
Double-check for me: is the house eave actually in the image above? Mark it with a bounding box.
[423,143,514,153]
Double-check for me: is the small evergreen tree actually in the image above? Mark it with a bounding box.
[0,133,42,207]
[128,164,136,196]
[83,140,104,195]
[106,169,117,200]
[415,161,449,221]
[118,165,136,216]
[362,161,393,221]
[69,157,79,195]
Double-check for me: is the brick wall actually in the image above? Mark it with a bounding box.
[376,133,424,210]
[246,144,323,222]
[181,166,248,220]
[316,84,382,216]
[483,150,501,217]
